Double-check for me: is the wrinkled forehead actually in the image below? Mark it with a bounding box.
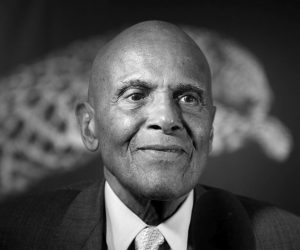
[89,22,212,103]
[112,43,209,85]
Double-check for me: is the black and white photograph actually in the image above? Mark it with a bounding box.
[0,1,300,249]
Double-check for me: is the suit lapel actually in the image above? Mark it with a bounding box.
[189,185,255,250]
[53,180,106,250]
[51,181,255,250]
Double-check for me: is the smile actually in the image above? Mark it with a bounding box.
[132,145,189,164]
[138,145,186,154]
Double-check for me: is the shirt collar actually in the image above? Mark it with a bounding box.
[105,181,194,250]
[157,189,193,250]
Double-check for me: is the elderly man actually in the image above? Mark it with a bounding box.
[1,21,300,250]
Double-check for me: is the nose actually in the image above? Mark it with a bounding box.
[146,96,183,134]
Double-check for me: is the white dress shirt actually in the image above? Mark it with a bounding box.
[105,182,194,250]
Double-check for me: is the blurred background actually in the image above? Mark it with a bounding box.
[0,1,299,215]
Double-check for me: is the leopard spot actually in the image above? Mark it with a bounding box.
[27,89,41,107]
[28,132,38,144]
[42,140,54,153]
[57,121,67,133]
[13,151,27,161]
[9,119,24,139]
[63,146,73,154]
[44,104,55,121]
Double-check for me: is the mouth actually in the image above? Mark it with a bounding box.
[132,144,191,165]
[137,145,186,154]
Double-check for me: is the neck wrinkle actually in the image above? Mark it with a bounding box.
[104,166,188,225]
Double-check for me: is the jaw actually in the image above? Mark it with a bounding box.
[103,165,190,225]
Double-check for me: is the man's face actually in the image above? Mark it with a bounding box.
[92,38,215,201]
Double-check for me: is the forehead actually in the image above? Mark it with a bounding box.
[106,40,210,91]
[90,25,212,105]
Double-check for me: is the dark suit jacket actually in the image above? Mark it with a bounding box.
[1,180,300,250]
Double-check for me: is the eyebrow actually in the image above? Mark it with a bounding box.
[116,80,156,98]
[172,83,204,97]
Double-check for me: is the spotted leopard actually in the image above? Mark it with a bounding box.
[0,26,292,197]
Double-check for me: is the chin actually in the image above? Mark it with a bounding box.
[134,180,191,201]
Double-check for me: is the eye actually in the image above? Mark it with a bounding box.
[127,92,146,102]
[178,94,200,106]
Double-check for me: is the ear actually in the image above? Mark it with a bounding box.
[76,102,99,152]
[209,105,216,154]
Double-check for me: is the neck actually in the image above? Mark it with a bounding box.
[104,168,188,225]
[133,194,187,225]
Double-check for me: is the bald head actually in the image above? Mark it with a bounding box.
[88,20,212,106]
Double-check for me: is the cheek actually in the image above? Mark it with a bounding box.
[183,113,212,150]
[96,109,143,156]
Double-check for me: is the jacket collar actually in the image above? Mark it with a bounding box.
[53,181,255,250]
[189,185,255,250]
[53,180,106,250]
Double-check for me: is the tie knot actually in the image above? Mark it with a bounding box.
[135,226,165,250]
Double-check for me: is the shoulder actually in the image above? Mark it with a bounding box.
[238,195,300,249]
[196,185,300,249]
[0,188,79,224]
[0,181,93,250]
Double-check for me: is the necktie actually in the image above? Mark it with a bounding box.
[135,226,165,250]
